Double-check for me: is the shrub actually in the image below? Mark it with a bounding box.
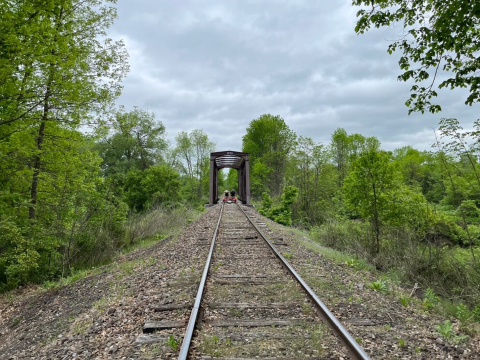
[0,221,42,290]
[259,186,298,226]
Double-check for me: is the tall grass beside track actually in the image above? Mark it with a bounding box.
[287,218,480,333]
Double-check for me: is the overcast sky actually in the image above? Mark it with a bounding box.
[109,0,478,152]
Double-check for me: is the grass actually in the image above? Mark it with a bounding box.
[291,231,374,272]
[36,207,204,293]
[42,267,106,291]
[72,315,93,334]
[198,323,326,358]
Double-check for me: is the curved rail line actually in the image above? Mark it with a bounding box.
[178,203,371,360]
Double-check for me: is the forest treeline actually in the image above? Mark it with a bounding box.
[243,114,480,310]
[0,0,219,290]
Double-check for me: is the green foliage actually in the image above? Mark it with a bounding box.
[354,0,480,114]
[400,296,411,308]
[435,320,468,343]
[330,128,379,186]
[345,259,359,268]
[423,288,440,310]
[173,129,215,203]
[242,114,296,196]
[289,136,338,225]
[225,169,238,192]
[456,200,480,225]
[124,165,180,212]
[97,107,167,177]
[259,192,273,215]
[167,335,180,351]
[0,221,41,289]
[259,186,299,226]
[343,149,395,253]
[368,279,389,294]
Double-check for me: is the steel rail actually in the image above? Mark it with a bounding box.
[237,203,372,360]
[178,203,224,360]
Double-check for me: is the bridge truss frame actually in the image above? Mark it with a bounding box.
[209,151,250,205]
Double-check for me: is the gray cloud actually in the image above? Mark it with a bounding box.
[110,0,479,152]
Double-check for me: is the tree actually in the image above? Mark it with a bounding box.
[173,130,215,202]
[330,128,380,186]
[392,146,427,187]
[97,107,167,178]
[343,149,395,254]
[353,0,480,113]
[0,0,130,288]
[288,137,337,225]
[226,168,239,192]
[0,0,128,220]
[124,165,180,212]
[331,128,350,185]
[438,118,480,192]
[242,114,297,196]
[259,186,298,226]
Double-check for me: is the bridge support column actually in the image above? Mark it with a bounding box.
[209,158,217,205]
[244,157,250,205]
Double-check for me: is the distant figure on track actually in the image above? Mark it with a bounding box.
[224,190,229,197]
[230,189,236,197]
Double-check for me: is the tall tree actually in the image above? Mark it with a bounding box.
[173,130,215,201]
[331,128,350,186]
[343,149,395,254]
[353,0,480,114]
[330,128,380,186]
[289,137,337,225]
[97,107,167,177]
[0,0,128,220]
[242,114,296,196]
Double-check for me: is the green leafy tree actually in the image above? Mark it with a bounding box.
[97,107,167,182]
[173,130,215,202]
[353,0,480,113]
[330,128,380,186]
[0,0,130,287]
[331,128,350,185]
[242,114,296,197]
[343,149,395,254]
[392,146,427,187]
[288,137,337,225]
[124,165,180,212]
[438,118,480,193]
[0,0,128,220]
[226,168,239,192]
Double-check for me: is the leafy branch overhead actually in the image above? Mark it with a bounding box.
[353,0,480,114]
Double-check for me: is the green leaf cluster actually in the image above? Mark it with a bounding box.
[353,0,480,114]
[259,186,299,226]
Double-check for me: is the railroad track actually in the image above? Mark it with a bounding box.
[139,203,371,359]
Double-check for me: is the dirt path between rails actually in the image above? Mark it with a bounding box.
[0,204,478,359]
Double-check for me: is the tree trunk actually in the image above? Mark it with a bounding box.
[29,112,48,220]
[371,176,380,255]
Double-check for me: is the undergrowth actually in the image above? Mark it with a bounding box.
[30,206,203,292]
[284,221,480,334]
